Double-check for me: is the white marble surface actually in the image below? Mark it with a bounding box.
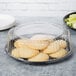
[0,17,76,76]
[0,0,76,17]
[0,0,76,76]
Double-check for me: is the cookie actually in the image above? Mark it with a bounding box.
[54,40,67,49]
[11,49,19,58]
[14,39,28,48]
[26,40,50,50]
[49,49,67,58]
[43,41,60,54]
[28,53,49,62]
[11,47,39,58]
[31,34,54,42]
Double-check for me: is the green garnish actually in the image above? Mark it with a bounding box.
[65,14,76,29]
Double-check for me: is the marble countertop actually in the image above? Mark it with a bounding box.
[0,17,76,76]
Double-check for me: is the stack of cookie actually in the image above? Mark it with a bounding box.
[11,35,68,62]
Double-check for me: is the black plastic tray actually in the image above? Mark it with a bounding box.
[5,37,73,65]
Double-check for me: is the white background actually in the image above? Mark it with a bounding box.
[0,0,75,17]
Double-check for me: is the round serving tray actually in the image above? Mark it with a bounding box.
[5,39,73,65]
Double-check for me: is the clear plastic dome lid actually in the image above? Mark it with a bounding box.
[13,22,65,39]
[7,21,72,64]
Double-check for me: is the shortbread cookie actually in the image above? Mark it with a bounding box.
[49,49,67,58]
[14,39,28,48]
[11,49,19,58]
[19,48,39,58]
[43,41,60,54]
[26,40,50,50]
[11,48,39,58]
[31,34,55,41]
[28,53,49,62]
[54,40,67,49]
